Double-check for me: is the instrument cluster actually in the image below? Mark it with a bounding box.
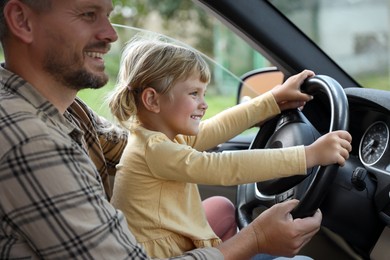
[359,121,390,171]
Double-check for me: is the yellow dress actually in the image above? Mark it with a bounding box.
[110,91,306,258]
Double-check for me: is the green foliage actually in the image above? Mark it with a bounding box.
[110,0,213,55]
[356,74,390,90]
[78,86,115,120]
[204,95,235,120]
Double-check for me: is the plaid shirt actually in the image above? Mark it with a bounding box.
[0,65,222,259]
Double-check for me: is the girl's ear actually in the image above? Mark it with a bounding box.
[141,87,160,113]
[4,0,34,43]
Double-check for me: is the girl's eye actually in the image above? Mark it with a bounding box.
[190,92,198,96]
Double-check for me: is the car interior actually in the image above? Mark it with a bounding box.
[194,0,390,259]
[82,0,390,259]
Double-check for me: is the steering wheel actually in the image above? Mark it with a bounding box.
[236,75,349,229]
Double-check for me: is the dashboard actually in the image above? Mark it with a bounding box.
[304,87,390,256]
[344,88,390,224]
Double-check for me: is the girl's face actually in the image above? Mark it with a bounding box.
[158,74,208,139]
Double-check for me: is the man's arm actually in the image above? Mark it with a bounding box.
[68,98,128,199]
[166,200,321,260]
[0,135,148,259]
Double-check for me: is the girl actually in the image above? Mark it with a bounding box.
[108,36,352,258]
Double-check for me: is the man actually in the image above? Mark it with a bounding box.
[0,0,322,259]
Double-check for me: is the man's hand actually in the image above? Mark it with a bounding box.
[251,199,322,257]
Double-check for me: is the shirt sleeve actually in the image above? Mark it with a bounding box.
[72,98,128,176]
[0,135,148,259]
[146,135,306,185]
[69,98,128,199]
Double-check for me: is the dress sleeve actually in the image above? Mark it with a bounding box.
[185,91,280,151]
[146,135,306,185]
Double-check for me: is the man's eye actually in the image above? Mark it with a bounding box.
[82,12,96,20]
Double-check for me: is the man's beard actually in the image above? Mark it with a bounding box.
[43,48,109,91]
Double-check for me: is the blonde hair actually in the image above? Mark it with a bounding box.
[108,35,211,129]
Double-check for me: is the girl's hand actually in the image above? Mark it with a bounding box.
[272,70,315,111]
[305,130,352,168]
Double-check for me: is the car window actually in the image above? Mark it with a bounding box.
[78,1,274,128]
[269,0,390,90]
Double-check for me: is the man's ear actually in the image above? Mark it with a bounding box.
[141,87,161,113]
[4,0,34,43]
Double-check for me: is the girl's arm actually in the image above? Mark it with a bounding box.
[186,91,280,151]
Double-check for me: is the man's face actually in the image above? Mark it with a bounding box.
[33,0,118,90]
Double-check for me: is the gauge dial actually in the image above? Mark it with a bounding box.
[359,122,389,165]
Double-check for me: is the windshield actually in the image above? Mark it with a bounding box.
[269,0,390,90]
